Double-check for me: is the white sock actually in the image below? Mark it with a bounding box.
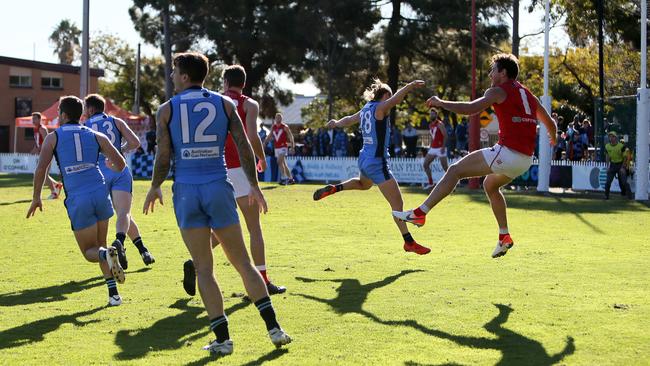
[499,227,509,235]
[255,265,267,272]
[419,204,430,214]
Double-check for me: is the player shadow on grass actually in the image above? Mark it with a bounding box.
[0,268,151,307]
[0,306,104,349]
[186,348,289,366]
[294,269,424,316]
[391,304,575,366]
[0,198,32,206]
[114,298,250,360]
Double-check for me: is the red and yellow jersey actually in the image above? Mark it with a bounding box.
[223,90,249,169]
[429,120,445,148]
[493,80,538,156]
[271,122,289,148]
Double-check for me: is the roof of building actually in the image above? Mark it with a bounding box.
[0,55,104,77]
[261,94,323,125]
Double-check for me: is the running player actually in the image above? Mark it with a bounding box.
[313,79,431,255]
[423,109,448,190]
[142,53,291,356]
[26,96,126,306]
[84,94,155,269]
[263,113,295,185]
[31,112,62,199]
[392,54,557,258]
[182,65,286,298]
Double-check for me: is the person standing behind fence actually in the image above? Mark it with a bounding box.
[455,118,468,153]
[604,131,630,199]
[402,122,418,158]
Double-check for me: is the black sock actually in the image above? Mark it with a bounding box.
[209,315,230,343]
[116,232,126,245]
[254,296,280,331]
[402,232,415,243]
[105,277,118,297]
[335,184,343,192]
[132,237,148,254]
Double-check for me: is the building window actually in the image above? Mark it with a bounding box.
[15,97,32,118]
[9,75,32,88]
[41,77,62,89]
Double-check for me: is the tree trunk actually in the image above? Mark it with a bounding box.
[512,0,519,57]
[162,3,173,100]
[386,0,402,123]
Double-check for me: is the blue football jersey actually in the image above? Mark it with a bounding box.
[53,123,105,195]
[358,101,391,158]
[169,87,229,184]
[85,113,123,171]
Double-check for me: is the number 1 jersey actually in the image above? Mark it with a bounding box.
[53,123,104,196]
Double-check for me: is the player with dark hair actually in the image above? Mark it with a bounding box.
[143,52,291,356]
[27,96,127,306]
[263,113,295,184]
[84,93,155,268]
[183,64,286,297]
[313,78,431,256]
[393,53,557,258]
[32,112,63,199]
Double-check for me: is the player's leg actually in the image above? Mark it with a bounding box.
[616,166,628,196]
[377,177,430,255]
[180,226,232,355]
[44,162,61,199]
[393,148,492,226]
[313,174,373,201]
[422,153,435,188]
[127,217,155,265]
[214,224,292,347]
[439,155,449,172]
[110,190,131,269]
[483,173,516,258]
[604,164,617,199]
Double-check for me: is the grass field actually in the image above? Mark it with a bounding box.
[1,173,649,365]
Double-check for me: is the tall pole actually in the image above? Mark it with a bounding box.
[163,2,173,100]
[636,0,649,200]
[469,0,480,189]
[80,0,90,98]
[133,43,141,115]
[537,0,553,192]
[595,0,605,159]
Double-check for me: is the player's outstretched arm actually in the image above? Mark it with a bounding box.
[328,111,361,129]
[428,87,506,116]
[534,97,558,146]
[27,134,55,218]
[227,100,268,214]
[97,133,126,172]
[377,80,425,117]
[114,117,141,153]
[143,102,171,214]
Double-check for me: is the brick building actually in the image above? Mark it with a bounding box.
[0,56,104,153]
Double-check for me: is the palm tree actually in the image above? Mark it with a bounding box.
[49,19,81,64]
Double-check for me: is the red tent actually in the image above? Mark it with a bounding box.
[14,99,147,151]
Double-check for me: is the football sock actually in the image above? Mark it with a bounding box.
[116,232,126,245]
[499,228,509,242]
[414,204,429,217]
[255,296,280,331]
[98,247,108,262]
[209,315,230,343]
[132,237,148,254]
[402,232,415,244]
[334,184,343,192]
[256,265,270,284]
[105,277,118,297]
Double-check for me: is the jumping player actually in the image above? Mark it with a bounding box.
[84,94,155,269]
[142,53,291,356]
[263,113,295,184]
[31,112,62,199]
[313,79,431,255]
[393,54,557,258]
[183,65,286,297]
[26,96,127,306]
[423,109,449,190]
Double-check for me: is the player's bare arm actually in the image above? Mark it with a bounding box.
[143,102,171,214]
[97,133,126,172]
[244,98,266,161]
[377,80,425,119]
[534,96,558,145]
[285,125,295,149]
[327,111,361,129]
[27,133,56,218]
[428,87,506,116]
[114,117,141,153]
[440,121,448,150]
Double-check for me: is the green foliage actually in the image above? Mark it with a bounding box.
[49,19,81,64]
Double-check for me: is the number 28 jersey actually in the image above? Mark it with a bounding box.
[494,80,538,156]
[358,101,390,159]
[169,87,229,184]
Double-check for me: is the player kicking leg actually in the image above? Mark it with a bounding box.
[391,53,557,257]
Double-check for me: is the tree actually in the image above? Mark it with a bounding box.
[49,19,81,64]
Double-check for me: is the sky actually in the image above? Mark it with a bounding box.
[0,0,569,96]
